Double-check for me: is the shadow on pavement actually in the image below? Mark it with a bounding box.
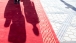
[4,0,26,43]
[22,0,40,36]
[4,0,40,43]
[60,0,76,11]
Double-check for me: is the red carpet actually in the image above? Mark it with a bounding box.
[0,0,59,43]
